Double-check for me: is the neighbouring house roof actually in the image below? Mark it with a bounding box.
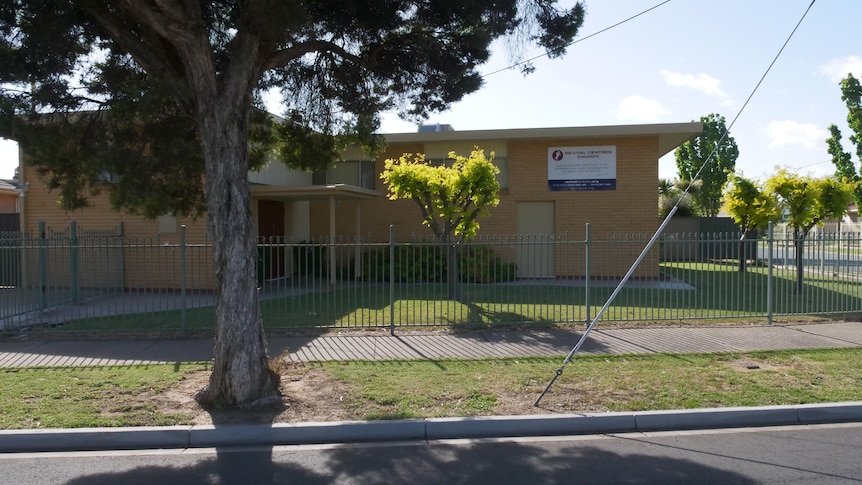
[0,179,20,196]
[384,122,704,158]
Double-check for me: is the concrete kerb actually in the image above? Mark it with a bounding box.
[3,402,861,453]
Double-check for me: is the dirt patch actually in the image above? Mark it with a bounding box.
[724,358,787,372]
[140,349,837,425]
[146,362,619,425]
[146,363,359,426]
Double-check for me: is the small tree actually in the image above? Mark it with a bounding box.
[675,113,739,217]
[381,149,500,300]
[765,169,856,292]
[721,174,779,272]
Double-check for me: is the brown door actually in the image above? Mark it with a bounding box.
[258,199,286,280]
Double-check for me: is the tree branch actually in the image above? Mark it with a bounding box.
[102,1,218,103]
[415,192,442,238]
[84,7,184,83]
[264,39,367,72]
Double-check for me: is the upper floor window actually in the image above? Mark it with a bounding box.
[312,160,375,189]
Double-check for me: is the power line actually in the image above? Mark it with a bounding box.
[681,0,817,197]
[483,1,672,79]
[534,0,818,408]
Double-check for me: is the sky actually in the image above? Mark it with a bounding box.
[2,0,861,183]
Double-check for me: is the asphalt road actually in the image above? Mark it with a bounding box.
[2,423,861,484]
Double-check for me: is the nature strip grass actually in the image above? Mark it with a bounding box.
[1,348,860,429]
[0,363,209,429]
[322,348,862,420]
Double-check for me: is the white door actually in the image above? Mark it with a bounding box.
[516,202,555,278]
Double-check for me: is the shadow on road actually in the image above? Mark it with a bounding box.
[61,438,755,484]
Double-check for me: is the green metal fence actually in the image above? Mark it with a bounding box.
[1,222,860,334]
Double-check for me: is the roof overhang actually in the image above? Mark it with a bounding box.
[0,181,20,196]
[383,122,704,158]
[250,183,381,201]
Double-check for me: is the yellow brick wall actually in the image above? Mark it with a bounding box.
[310,142,432,242]
[20,132,664,286]
[19,163,217,290]
[310,136,662,278]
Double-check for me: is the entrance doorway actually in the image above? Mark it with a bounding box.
[516,201,555,278]
[258,199,286,280]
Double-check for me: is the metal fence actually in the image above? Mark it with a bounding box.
[1,222,860,334]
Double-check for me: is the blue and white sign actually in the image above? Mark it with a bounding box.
[548,146,616,191]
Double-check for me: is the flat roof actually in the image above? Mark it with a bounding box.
[250,184,381,200]
[384,122,704,158]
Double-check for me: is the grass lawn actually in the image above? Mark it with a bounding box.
[322,348,862,420]
[1,348,860,428]
[44,260,862,334]
[0,363,210,429]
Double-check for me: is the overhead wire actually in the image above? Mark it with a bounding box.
[483,1,672,79]
[534,0,819,407]
[678,0,818,201]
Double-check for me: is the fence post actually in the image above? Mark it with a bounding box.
[767,221,774,326]
[389,225,395,336]
[38,221,47,311]
[180,224,187,335]
[117,222,125,293]
[584,223,591,324]
[70,221,80,304]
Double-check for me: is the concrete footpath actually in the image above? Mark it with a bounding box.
[1,321,861,453]
[2,321,861,368]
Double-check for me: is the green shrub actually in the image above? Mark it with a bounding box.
[293,242,328,277]
[459,245,517,283]
[361,243,516,283]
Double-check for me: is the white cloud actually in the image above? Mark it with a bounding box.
[661,70,730,102]
[765,120,828,150]
[615,96,668,122]
[819,55,862,83]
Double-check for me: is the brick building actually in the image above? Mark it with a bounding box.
[16,122,702,286]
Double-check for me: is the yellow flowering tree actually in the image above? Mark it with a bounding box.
[765,169,856,293]
[381,148,500,299]
[721,174,779,273]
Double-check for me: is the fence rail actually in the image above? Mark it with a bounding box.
[1,222,861,334]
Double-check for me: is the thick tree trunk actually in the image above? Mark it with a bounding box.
[194,101,279,408]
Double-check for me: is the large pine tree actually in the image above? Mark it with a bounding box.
[0,0,585,407]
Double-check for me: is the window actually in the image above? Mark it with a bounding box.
[312,170,327,185]
[359,160,375,189]
[97,171,120,184]
[312,160,375,189]
[494,157,508,189]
